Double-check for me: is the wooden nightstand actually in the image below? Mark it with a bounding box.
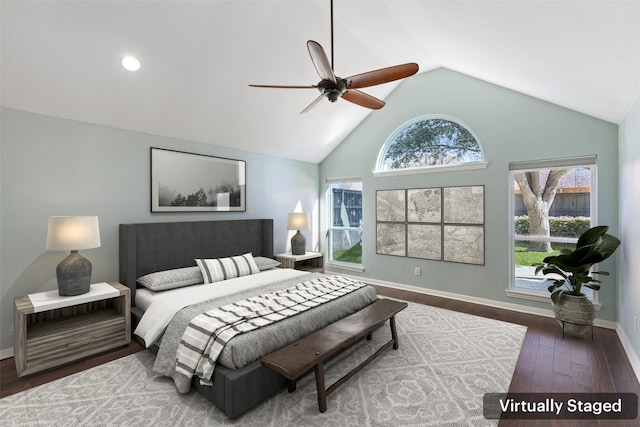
[13,282,130,377]
[275,252,324,273]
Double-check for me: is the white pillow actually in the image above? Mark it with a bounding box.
[196,253,260,284]
[137,266,203,291]
[254,256,281,271]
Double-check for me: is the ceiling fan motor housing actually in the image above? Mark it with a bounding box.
[318,78,347,102]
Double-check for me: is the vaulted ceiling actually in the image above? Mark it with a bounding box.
[2,1,639,163]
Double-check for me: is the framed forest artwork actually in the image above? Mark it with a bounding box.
[151,147,246,212]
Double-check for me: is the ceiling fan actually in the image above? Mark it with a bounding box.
[249,0,419,113]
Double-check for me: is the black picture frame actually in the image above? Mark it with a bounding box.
[443,185,484,224]
[150,147,246,212]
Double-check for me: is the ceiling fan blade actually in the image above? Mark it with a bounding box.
[300,95,325,114]
[249,84,318,89]
[341,89,385,110]
[346,63,419,89]
[307,40,336,84]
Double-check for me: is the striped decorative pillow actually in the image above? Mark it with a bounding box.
[195,253,260,284]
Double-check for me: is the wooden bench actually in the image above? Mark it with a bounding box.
[260,298,408,412]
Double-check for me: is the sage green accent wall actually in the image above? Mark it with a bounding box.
[0,107,319,351]
[320,68,619,320]
[619,95,640,360]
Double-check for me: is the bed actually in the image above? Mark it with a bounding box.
[118,219,377,419]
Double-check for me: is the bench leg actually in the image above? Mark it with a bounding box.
[390,316,399,350]
[314,362,327,413]
[288,380,297,393]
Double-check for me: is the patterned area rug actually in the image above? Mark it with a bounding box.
[1,301,526,426]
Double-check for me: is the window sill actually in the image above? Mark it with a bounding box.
[373,161,488,178]
[325,261,364,273]
[505,287,601,311]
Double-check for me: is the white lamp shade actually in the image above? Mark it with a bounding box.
[46,216,101,251]
[287,212,310,231]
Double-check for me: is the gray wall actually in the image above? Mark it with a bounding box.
[619,96,640,361]
[0,107,319,352]
[320,68,620,321]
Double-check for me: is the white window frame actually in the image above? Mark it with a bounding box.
[325,178,364,272]
[374,114,487,177]
[506,155,598,305]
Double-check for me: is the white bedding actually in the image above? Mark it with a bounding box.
[135,288,161,312]
[134,268,309,347]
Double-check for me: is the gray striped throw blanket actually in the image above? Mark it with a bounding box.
[175,275,367,385]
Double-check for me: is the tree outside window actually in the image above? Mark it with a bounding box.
[380,116,484,171]
[511,163,595,296]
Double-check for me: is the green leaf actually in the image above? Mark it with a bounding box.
[535,225,620,300]
[551,289,565,304]
[541,266,566,277]
[547,281,561,292]
[576,226,608,248]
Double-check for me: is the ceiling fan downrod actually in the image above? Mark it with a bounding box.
[330,0,334,71]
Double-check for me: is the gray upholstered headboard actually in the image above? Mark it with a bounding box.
[119,219,274,308]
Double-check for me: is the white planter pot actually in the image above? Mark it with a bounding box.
[551,293,595,336]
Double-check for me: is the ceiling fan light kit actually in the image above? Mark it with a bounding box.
[249,1,418,113]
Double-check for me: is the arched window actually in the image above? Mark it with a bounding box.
[376,115,485,174]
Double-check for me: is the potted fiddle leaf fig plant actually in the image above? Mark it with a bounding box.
[534,225,620,335]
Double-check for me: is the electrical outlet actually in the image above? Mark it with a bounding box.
[414,267,421,276]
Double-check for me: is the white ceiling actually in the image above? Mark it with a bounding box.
[2,1,639,164]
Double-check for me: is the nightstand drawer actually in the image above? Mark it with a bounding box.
[26,313,126,356]
[14,282,131,377]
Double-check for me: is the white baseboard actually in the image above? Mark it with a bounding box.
[0,347,14,360]
[616,325,640,384]
[350,275,563,321]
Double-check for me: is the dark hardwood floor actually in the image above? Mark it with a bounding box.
[373,285,640,427]
[1,284,638,426]
[0,340,145,399]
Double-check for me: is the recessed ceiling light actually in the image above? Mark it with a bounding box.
[121,56,141,71]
